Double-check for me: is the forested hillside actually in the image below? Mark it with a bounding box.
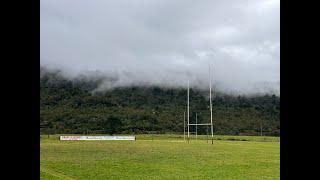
[40,68,280,136]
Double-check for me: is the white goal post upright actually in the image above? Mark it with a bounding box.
[187,80,190,143]
[196,113,198,140]
[184,111,186,141]
[209,65,214,144]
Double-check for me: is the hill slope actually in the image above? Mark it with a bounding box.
[40,69,280,136]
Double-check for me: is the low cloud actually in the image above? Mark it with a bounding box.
[41,0,280,95]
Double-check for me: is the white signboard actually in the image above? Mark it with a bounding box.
[60,136,136,141]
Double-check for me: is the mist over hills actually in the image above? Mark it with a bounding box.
[40,66,279,96]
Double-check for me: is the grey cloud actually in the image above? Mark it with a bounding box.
[41,0,280,95]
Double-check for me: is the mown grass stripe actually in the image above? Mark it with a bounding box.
[41,166,75,180]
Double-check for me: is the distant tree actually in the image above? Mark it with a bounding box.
[103,116,122,135]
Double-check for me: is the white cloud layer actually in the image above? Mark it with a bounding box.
[41,0,280,95]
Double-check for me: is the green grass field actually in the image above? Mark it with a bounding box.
[40,134,280,180]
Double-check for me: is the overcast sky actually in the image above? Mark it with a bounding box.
[41,0,280,95]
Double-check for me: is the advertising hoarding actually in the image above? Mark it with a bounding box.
[60,136,135,141]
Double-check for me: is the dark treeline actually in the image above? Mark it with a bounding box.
[40,68,280,136]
